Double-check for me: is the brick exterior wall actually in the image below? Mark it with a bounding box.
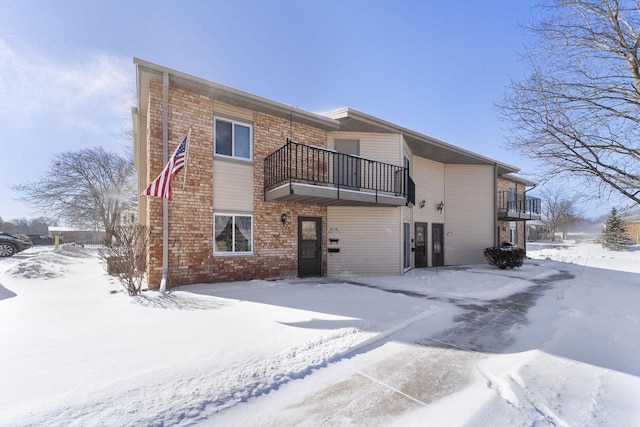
[496,177,527,248]
[626,221,640,244]
[144,84,327,288]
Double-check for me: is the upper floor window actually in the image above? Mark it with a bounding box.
[215,118,252,160]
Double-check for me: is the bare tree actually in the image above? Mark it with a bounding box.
[12,147,135,244]
[0,217,12,233]
[537,186,583,240]
[499,0,640,205]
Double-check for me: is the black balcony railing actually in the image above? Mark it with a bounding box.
[264,139,408,198]
[407,176,416,207]
[497,191,541,219]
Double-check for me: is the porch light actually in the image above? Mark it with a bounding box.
[419,200,426,209]
[436,201,444,213]
[281,213,287,224]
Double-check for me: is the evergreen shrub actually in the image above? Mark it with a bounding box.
[483,246,525,269]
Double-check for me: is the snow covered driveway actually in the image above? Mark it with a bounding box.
[212,268,582,426]
[1,243,640,426]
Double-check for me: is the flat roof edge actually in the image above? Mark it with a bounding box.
[500,174,537,186]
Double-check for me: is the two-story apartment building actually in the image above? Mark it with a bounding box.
[133,58,540,288]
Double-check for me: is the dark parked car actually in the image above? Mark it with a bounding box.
[27,234,54,246]
[0,232,33,257]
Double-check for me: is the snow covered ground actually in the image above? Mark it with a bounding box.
[0,241,639,426]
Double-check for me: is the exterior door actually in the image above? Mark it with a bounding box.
[403,222,411,270]
[298,217,322,277]
[334,139,360,190]
[415,222,428,268]
[432,223,444,267]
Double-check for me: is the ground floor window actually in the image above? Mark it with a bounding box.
[214,214,253,254]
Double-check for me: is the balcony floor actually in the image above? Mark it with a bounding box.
[265,182,406,207]
[498,210,541,221]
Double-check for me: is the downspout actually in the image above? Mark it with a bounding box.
[523,183,537,197]
[160,71,169,293]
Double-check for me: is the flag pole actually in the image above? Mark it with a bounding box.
[182,126,192,191]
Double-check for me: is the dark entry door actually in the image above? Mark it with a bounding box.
[432,223,444,267]
[415,222,428,268]
[298,217,322,277]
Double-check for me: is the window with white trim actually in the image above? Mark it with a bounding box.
[214,214,253,254]
[214,118,252,159]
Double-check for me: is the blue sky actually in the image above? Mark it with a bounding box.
[0,0,542,222]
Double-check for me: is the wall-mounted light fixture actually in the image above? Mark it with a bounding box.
[436,201,444,213]
[281,213,287,224]
[419,200,426,209]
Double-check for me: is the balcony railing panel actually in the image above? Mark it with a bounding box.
[407,176,416,207]
[264,139,408,201]
[497,191,541,220]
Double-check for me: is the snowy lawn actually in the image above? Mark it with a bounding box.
[1,241,639,426]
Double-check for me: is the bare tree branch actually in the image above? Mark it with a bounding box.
[535,186,584,240]
[499,0,640,206]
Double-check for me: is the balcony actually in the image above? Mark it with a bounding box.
[264,139,409,207]
[497,191,541,221]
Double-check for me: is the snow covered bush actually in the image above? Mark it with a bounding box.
[98,224,149,295]
[483,245,525,269]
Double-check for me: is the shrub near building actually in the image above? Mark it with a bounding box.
[484,244,525,269]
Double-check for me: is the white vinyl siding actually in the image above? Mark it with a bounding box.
[213,101,253,122]
[327,206,401,276]
[213,160,253,211]
[444,164,495,265]
[412,157,445,223]
[412,157,445,267]
[328,132,401,166]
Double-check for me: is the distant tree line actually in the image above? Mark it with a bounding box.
[0,216,58,235]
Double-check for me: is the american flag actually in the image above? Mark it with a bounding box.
[140,135,188,198]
